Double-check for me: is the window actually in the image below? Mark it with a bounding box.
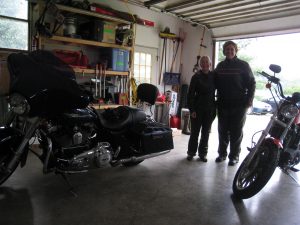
[0,0,29,51]
[134,51,152,84]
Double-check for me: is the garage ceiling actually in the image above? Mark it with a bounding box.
[125,0,300,29]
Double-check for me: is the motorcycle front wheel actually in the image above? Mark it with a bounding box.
[232,139,280,199]
[0,148,20,185]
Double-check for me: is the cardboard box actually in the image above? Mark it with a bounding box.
[102,22,116,43]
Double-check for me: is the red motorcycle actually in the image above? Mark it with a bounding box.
[232,64,300,199]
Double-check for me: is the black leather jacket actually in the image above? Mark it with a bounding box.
[187,70,215,113]
[215,56,256,108]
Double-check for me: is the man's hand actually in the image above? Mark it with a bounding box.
[247,100,253,108]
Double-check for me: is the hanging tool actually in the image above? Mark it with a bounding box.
[103,63,106,100]
[159,37,166,85]
[193,28,207,73]
[111,76,116,103]
[163,38,168,93]
[179,28,186,74]
[170,38,180,73]
[99,63,102,99]
[193,56,201,73]
[125,76,129,104]
[118,75,122,104]
[119,76,129,105]
[159,27,178,85]
[130,77,138,104]
[95,64,98,98]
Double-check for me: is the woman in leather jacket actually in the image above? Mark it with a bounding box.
[186,56,216,162]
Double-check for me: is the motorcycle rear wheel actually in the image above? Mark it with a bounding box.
[232,139,280,199]
[0,148,19,185]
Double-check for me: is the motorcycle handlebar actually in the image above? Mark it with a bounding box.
[259,71,286,99]
[259,71,280,84]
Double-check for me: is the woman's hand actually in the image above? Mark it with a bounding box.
[191,111,197,118]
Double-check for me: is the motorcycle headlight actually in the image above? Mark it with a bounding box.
[9,94,30,115]
[280,104,299,119]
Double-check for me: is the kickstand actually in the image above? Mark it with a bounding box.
[60,173,78,197]
[282,169,300,186]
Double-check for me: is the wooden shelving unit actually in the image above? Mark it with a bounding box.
[73,67,129,76]
[37,3,134,77]
[39,36,131,77]
[36,1,134,105]
[56,4,131,25]
[46,35,133,51]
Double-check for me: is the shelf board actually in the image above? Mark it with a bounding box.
[90,104,121,110]
[47,35,132,51]
[73,67,128,76]
[56,4,131,25]
[105,70,129,76]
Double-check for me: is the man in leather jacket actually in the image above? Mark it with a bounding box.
[215,41,256,166]
[186,56,216,162]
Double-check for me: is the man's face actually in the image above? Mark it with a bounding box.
[224,44,236,59]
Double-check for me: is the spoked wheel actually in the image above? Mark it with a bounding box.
[0,148,19,185]
[232,139,280,199]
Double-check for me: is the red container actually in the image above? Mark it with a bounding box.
[170,116,180,129]
[90,5,116,17]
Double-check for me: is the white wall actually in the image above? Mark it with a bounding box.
[180,24,214,85]
[92,0,214,89]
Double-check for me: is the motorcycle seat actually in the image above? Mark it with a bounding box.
[99,106,146,131]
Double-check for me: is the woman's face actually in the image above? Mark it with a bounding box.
[200,57,211,73]
[224,44,236,59]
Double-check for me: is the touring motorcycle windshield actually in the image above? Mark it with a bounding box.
[7,50,89,116]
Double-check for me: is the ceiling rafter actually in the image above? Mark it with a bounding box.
[165,0,218,11]
[178,0,290,17]
[144,0,167,7]
[207,10,300,28]
[170,0,264,14]
[189,1,300,20]
[196,6,300,24]
[122,0,300,29]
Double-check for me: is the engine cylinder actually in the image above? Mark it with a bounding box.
[73,131,82,145]
[58,142,112,172]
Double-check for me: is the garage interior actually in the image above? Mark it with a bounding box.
[1,0,300,225]
[2,117,300,225]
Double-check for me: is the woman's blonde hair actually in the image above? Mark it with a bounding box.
[200,55,212,65]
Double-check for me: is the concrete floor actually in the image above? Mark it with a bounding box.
[1,115,300,225]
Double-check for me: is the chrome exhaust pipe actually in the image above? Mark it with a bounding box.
[112,150,171,166]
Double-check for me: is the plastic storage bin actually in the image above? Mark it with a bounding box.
[100,48,129,71]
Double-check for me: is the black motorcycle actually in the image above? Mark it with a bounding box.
[232,64,300,199]
[0,50,173,187]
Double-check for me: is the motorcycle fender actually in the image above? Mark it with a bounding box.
[267,137,283,149]
[294,113,300,125]
[0,126,28,167]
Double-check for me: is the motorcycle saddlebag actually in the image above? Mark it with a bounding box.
[140,121,173,153]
